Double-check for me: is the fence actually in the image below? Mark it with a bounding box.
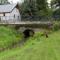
[21,16,51,21]
[0,16,21,23]
[0,15,60,23]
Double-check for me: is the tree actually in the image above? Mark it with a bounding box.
[51,0,60,11]
[36,0,47,11]
[20,0,53,21]
[21,0,48,17]
[51,0,60,19]
[20,0,37,16]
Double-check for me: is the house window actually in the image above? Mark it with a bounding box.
[14,14,15,18]
[3,13,5,16]
[18,16,19,19]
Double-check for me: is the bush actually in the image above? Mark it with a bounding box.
[0,26,22,51]
[53,22,60,31]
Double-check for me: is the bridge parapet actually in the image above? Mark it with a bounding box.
[0,21,52,25]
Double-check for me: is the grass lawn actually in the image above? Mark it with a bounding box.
[0,30,60,60]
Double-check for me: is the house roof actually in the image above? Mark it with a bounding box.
[0,4,17,13]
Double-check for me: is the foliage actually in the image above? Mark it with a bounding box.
[36,0,48,11]
[20,0,37,16]
[53,21,60,31]
[20,0,49,17]
[51,0,60,18]
[51,0,60,7]
[0,26,22,50]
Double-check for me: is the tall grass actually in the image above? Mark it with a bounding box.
[0,26,22,50]
[0,31,60,60]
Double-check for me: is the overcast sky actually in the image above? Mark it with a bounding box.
[8,0,51,4]
[8,0,24,3]
[47,0,51,3]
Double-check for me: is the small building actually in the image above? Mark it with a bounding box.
[0,4,21,23]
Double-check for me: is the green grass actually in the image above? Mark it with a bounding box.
[0,30,60,60]
[0,26,22,50]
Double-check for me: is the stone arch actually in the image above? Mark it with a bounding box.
[23,28,34,38]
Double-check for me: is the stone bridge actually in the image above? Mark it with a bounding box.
[0,21,53,33]
[0,21,53,38]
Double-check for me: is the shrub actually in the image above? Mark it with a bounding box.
[0,26,22,51]
[53,22,60,31]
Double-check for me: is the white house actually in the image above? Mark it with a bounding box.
[0,4,21,23]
